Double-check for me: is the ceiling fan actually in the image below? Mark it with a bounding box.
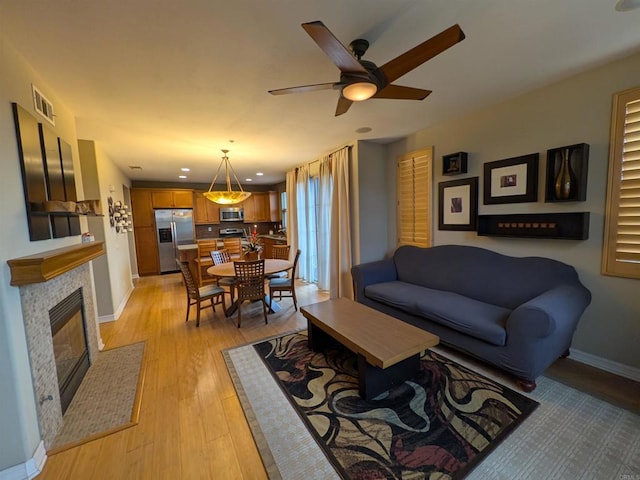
[268,21,465,116]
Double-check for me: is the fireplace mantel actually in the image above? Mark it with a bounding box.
[8,241,105,286]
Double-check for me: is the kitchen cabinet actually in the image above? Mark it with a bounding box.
[134,226,160,275]
[131,188,155,227]
[151,189,193,208]
[193,191,220,224]
[269,191,281,222]
[242,192,275,222]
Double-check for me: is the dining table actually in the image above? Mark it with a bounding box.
[207,259,293,316]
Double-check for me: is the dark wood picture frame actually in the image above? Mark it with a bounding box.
[483,153,539,204]
[438,176,478,231]
[442,152,468,176]
[545,143,589,202]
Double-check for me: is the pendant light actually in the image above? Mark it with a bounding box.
[203,149,252,205]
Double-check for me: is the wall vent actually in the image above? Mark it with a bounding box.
[32,84,55,125]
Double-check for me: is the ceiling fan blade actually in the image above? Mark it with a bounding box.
[373,84,432,100]
[379,24,465,84]
[268,82,339,95]
[302,21,368,74]
[335,97,353,116]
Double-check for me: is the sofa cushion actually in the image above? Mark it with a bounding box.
[393,245,581,310]
[365,281,510,346]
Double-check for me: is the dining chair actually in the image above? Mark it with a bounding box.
[269,249,301,312]
[195,239,219,287]
[233,259,268,328]
[210,249,236,300]
[266,244,291,279]
[222,237,243,260]
[177,260,225,327]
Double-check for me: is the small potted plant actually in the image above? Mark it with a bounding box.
[243,232,263,260]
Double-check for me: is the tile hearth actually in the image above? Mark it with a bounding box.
[11,244,104,449]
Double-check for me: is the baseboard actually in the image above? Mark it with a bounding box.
[570,348,640,382]
[98,284,134,323]
[131,273,140,280]
[0,441,46,480]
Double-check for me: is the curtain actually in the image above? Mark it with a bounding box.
[285,169,299,276]
[287,145,353,296]
[316,157,332,290]
[294,164,317,282]
[329,147,353,299]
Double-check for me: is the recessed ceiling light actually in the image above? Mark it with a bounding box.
[179,175,187,179]
[356,127,372,134]
[245,178,253,182]
[181,167,190,172]
[256,172,264,176]
[129,165,142,170]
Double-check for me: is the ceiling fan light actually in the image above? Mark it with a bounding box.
[342,82,377,101]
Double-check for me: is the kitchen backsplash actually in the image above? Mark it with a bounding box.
[195,221,281,240]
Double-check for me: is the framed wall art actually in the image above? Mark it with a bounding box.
[483,153,538,204]
[442,152,468,176]
[438,177,478,231]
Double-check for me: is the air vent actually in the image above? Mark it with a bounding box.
[32,85,55,125]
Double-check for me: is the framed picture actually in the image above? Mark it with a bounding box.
[442,152,468,176]
[483,153,539,204]
[438,177,478,231]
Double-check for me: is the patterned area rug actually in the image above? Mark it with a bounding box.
[230,331,538,479]
[49,341,146,454]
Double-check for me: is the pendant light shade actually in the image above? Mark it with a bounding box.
[204,149,252,205]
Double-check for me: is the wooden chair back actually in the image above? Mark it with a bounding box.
[195,239,219,286]
[290,249,301,279]
[210,249,231,265]
[197,239,218,259]
[269,244,291,260]
[234,259,265,302]
[178,260,199,300]
[222,238,243,259]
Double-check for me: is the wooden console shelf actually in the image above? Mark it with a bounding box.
[7,241,105,286]
[477,212,589,240]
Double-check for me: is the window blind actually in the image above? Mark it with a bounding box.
[397,148,432,247]
[602,86,640,278]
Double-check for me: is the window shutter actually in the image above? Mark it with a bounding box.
[397,148,432,247]
[602,86,640,278]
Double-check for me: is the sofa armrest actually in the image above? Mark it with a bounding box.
[507,284,592,339]
[351,259,398,303]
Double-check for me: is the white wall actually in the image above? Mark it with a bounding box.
[0,35,87,472]
[352,141,389,265]
[386,51,640,369]
[0,34,135,475]
[78,140,133,321]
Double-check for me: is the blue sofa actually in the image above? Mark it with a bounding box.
[351,245,592,391]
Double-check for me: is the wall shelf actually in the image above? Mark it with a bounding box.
[545,143,589,202]
[477,212,589,240]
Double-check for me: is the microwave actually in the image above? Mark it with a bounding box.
[220,207,244,222]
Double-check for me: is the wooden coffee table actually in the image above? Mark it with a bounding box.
[301,298,439,400]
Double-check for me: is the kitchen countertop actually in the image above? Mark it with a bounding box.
[258,234,287,241]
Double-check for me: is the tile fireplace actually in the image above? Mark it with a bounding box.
[9,243,104,449]
[49,288,90,414]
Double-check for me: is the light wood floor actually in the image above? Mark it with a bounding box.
[38,273,638,479]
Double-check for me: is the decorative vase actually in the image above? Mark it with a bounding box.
[554,148,574,200]
[244,251,260,261]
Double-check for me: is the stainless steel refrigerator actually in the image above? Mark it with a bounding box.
[155,209,195,273]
